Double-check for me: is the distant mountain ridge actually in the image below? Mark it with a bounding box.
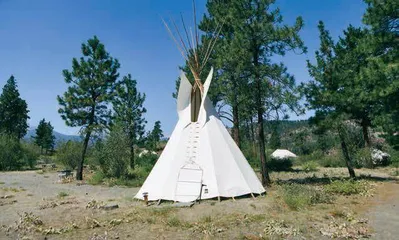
[25,127,81,143]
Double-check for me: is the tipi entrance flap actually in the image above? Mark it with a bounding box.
[177,72,193,122]
[174,163,203,202]
[198,67,214,125]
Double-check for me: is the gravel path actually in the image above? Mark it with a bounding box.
[367,181,399,240]
[0,171,139,226]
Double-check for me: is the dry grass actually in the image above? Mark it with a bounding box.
[0,167,396,239]
[1,187,25,192]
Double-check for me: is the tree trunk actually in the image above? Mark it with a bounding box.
[361,119,371,147]
[255,72,270,185]
[77,131,91,180]
[252,44,271,186]
[232,104,240,148]
[338,127,356,178]
[250,117,255,142]
[130,143,135,169]
[257,107,270,185]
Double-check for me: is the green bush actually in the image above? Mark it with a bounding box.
[96,126,130,178]
[324,180,368,195]
[136,153,157,170]
[87,171,106,185]
[0,134,23,171]
[268,158,293,171]
[241,142,260,169]
[387,148,399,168]
[56,141,82,170]
[280,184,333,210]
[301,161,319,172]
[295,150,324,165]
[21,142,40,169]
[354,148,373,168]
[57,191,69,198]
[319,154,346,168]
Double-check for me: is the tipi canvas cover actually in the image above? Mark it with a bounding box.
[135,68,265,202]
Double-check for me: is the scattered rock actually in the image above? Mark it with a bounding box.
[263,220,299,237]
[1,195,14,199]
[86,199,105,209]
[100,204,119,210]
[371,149,390,166]
[109,219,122,226]
[86,217,101,228]
[0,199,17,206]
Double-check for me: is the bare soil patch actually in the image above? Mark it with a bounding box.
[0,168,397,239]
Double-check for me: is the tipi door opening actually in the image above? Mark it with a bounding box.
[174,163,203,202]
[190,88,202,122]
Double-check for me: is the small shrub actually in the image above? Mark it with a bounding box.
[280,184,333,210]
[388,149,399,166]
[56,141,82,170]
[301,161,319,172]
[324,180,368,195]
[354,148,374,168]
[166,216,181,227]
[0,134,23,171]
[21,143,40,169]
[201,215,212,223]
[151,207,174,217]
[95,126,130,178]
[87,171,106,185]
[268,158,293,171]
[241,142,260,169]
[136,153,158,169]
[57,191,69,198]
[319,154,346,168]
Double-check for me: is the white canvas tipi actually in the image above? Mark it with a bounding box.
[135,68,265,202]
[136,7,265,202]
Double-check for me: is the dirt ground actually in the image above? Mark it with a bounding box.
[0,168,398,240]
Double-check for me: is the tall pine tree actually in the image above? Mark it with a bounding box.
[0,75,29,139]
[113,74,147,169]
[363,0,399,149]
[302,22,358,178]
[201,0,306,185]
[58,36,120,180]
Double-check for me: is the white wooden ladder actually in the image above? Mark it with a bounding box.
[185,122,201,163]
[174,122,203,202]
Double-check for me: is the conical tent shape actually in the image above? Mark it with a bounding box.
[135,68,265,202]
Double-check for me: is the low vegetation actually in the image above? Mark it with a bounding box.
[57,191,69,198]
[301,161,319,172]
[324,179,370,196]
[279,184,333,210]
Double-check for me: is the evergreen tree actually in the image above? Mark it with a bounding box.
[302,22,358,177]
[58,36,120,180]
[113,74,147,169]
[146,121,164,151]
[43,121,55,154]
[362,0,399,149]
[200,1,252,148]
[0,75,30,139]
[33,119,47,154]
[269,123,281,150]
[201,0,306,185]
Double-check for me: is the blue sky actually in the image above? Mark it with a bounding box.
[0,0,367,136]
